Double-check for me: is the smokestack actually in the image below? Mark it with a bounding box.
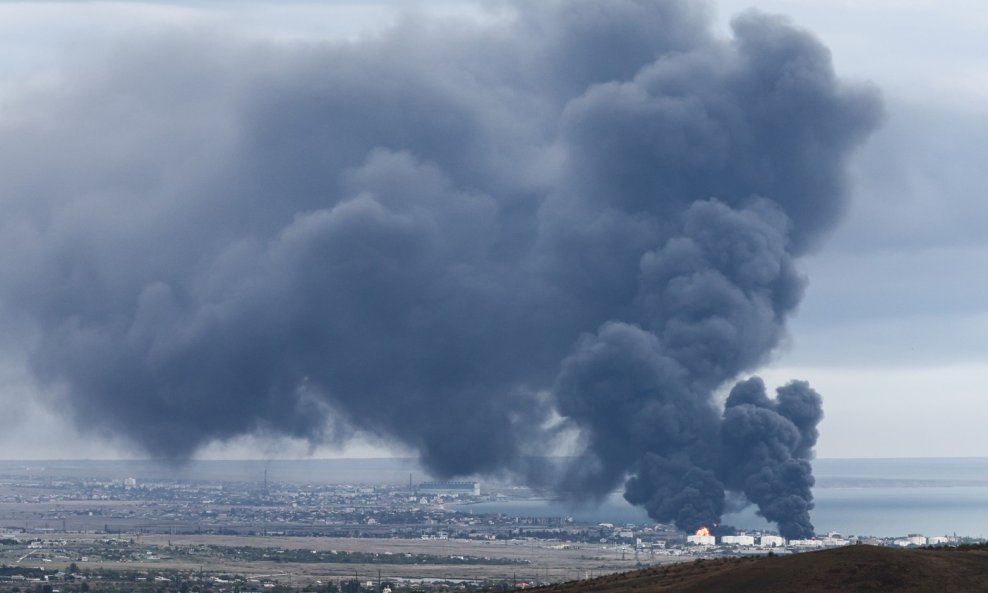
[0,1,880,537]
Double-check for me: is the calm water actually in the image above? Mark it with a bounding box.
[454,458,988,538]
[455,487,988,538]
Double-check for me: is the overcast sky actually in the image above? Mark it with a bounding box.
[714,0,988,458]
[0,0,984,461]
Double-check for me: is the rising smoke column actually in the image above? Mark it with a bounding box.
[720,378,823,538]
[0,1,880,538]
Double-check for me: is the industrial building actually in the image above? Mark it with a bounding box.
[416,481,481,496]
[720,534,756,546]
[686,533,715,546]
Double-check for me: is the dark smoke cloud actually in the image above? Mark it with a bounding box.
[0,1,880,538]
[720,378,823,538]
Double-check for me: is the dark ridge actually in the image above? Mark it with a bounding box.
[536,545,988,593]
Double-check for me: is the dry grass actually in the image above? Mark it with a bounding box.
[539,545,988,593]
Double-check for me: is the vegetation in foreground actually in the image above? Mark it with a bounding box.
[537,543,988,593]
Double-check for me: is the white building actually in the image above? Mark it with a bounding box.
[686,534,716,546]
[894,534,928,547]
[759,535,785,547]
[721,535,756,546]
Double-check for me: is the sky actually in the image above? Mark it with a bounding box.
[714,0,988,458]
[0,0,984,462]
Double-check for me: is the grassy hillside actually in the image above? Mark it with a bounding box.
[537,545,988,593]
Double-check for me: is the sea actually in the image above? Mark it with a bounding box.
[1,457,985,538]
[458,458,988,538]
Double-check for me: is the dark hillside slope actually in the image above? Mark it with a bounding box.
[539,545,988,593]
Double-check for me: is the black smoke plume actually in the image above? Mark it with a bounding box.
[0,1,880,538]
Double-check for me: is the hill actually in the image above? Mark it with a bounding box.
[537,545,988,593]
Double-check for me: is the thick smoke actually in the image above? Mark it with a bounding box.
[0,1,880,538]
[719,378,823,538]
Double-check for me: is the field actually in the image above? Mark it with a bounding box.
[2,533,685,587]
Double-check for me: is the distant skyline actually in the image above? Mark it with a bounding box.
[0,0,985,461]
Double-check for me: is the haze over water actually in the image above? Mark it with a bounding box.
[458,488,988,539]
[4,457,984,538]
[463,458,988,538]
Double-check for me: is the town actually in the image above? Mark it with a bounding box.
[0,463,982,592]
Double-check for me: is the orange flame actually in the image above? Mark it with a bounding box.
[694,526,711,537]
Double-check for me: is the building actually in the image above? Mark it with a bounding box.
[894,534,928,547]
[759,535,785,547]
[686,534,716,546]
[417,481,481,496]
[721,534,756,546]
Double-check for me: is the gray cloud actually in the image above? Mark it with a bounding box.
[0,1,879,537]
